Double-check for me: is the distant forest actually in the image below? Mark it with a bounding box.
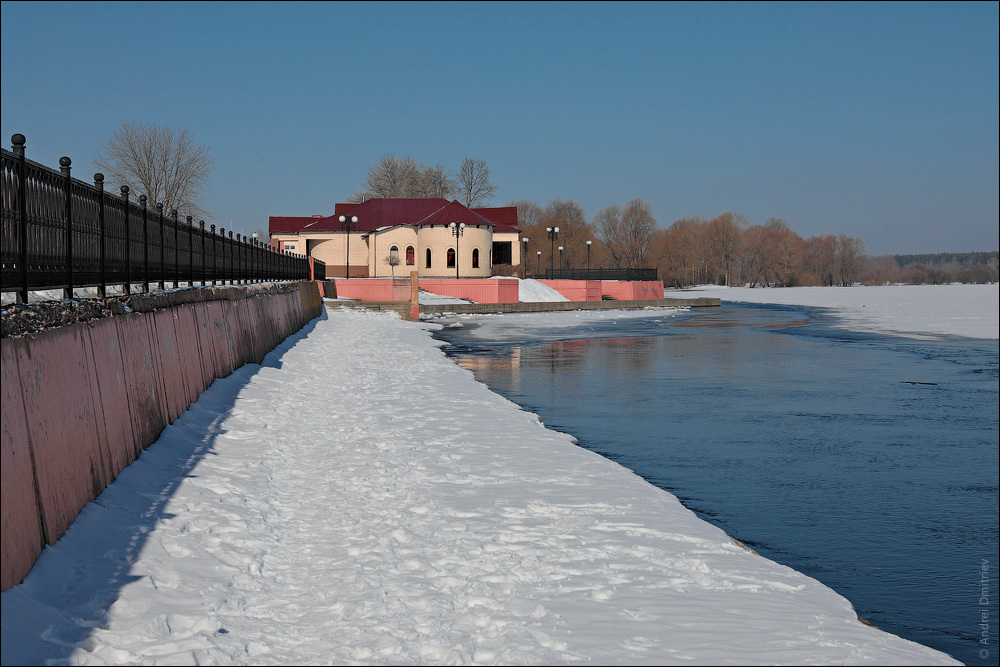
[891,252,999,271]
[879,251,998,285]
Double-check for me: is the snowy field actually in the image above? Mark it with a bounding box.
[1,292,967,665]
[678,284,999,340]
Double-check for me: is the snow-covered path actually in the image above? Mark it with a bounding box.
[2,307,958,665]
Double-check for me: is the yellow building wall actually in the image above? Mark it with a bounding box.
[368,227,420,277]
[417,226,493,278]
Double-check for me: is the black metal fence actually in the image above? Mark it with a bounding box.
[2,134,323,304]
[543,268,659,281]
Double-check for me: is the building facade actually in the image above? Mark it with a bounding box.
[269,198,521,278]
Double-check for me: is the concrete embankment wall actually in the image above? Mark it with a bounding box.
[1,282,323,591]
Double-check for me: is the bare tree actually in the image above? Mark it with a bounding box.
[457,158,498,207]
[363,154,421,198]
[704,212,746,286]
[416,164,458,199]
[539,199,590,270]
[93,120,215,220]
[835,235,867,286]
[658,216,707,287]
[358,155,457,200]
[508,200,543,228]
[594,205,624,267]
[620,199,658,268]
[385,253,400,277]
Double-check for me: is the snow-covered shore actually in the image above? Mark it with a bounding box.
[1,302,960,665]
[678,284,999,340]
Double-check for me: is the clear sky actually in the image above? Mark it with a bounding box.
[2,1,997,255]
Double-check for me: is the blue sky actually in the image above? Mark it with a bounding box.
[2,1,997,255]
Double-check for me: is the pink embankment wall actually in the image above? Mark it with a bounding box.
[418,278,519,304]
[537,280,664,302]
[598,281,665,301]
[333,278,411,301]
[538,280,602,302]
[1,282,322,591]
[334,278,519,304]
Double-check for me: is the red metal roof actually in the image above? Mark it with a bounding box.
[473,206,519,232]
[270,198,520,234]
[414,200,497,228]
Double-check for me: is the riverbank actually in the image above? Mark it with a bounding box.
[0,307,958,665]
[677,284,999,340]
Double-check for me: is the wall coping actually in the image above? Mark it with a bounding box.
[1,282,310,339]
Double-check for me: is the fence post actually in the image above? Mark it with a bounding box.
[171,209,179,288]
[187,215,194,288]
[140,195,149,292]
[219,228,226,284]
[200,221,206,286]
[60,157,73,299]
[210,224,217,285]
[156,203,165,289]
[228,231,235,284]
[120,186,130,295]
[12,135,29,304]
[95,173,106,297]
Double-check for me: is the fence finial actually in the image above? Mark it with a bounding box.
[11,134,26,156]
[120,185,129,198]
[139,194,147,207]
[59,157,71,175]
[94,173,104,190]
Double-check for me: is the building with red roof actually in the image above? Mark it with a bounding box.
[269,199,521,278]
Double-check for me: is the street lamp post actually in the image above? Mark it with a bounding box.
[449,221,466,279]
[536,250,541,276]
[558,245,564,270]
[522,237,529,278]
[586,240,592,275]
[546,226,559,276]
[339,214,358,278]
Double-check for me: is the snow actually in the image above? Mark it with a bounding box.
[517,278,570,302]
[678,284,999,340]
[419,291,471,305]
[1,302,961,665]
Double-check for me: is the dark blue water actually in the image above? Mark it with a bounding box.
[435,303,999,666]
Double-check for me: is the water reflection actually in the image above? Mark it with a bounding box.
[438,304,999,666]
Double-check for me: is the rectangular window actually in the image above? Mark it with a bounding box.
[492,241,512,264]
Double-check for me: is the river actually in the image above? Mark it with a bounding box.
[433,303,999,666]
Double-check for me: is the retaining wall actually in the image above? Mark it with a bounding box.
[599,281,665,300]
[538,280,602,301]
[417,278,519,304]
[332,278,410,301]
[1,281,322,591]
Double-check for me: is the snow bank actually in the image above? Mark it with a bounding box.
[0,308,957,665]
[679,284,999,340]
[418,290,471,305]
[518,278,570,302]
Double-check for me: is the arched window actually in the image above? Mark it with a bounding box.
[472,248,480,269]
[425,248,432,268]
[389,246,399,263]
[406,246,415,265]
[447,248,456,268]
